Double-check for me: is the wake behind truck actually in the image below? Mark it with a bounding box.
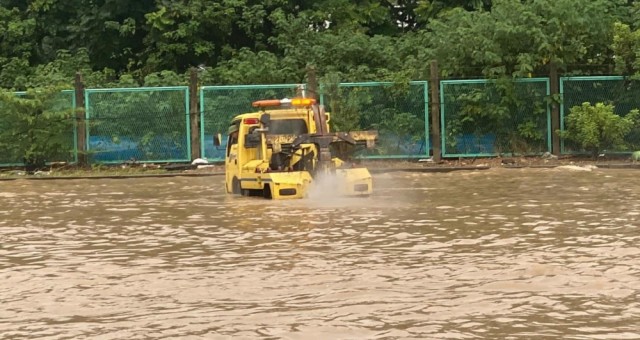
[217,97,377,199]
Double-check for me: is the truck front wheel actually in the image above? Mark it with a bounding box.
[263,184,272,199]
[232,178,241,195]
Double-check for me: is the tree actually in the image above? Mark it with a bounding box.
[0,87,75,169]
[413,0,492,25]
[0,0,638,88]
[427,0,616,78]
[611,21,640,76]
[26,0,154,74]
[0,5,36,88]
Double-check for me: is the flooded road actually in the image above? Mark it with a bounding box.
[1,168,639,339]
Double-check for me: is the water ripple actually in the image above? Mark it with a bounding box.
[1,169,639,338]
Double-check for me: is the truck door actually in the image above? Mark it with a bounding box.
[225,121,241,193]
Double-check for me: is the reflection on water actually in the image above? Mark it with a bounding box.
[1,168,639,339]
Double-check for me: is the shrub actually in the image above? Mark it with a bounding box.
[558,102,640,157]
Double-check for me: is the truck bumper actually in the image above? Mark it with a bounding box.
[334,168,373,196]
[257,172,313,199]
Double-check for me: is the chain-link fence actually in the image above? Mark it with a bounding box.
[8,76,640,168]
[321,81,429,158]
[560,76,640,154]
[200,84,302,160]
[0,90,76,166]
[200,82,428,160]
[440,78,550,157]
[85,87,190,163]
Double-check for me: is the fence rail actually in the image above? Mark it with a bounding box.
[3,76,640,167]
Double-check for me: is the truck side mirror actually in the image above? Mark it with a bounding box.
[213,133,222,146]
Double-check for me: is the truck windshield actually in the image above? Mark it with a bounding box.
[268,119,308,135]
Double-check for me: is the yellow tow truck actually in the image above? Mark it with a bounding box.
[218,97,377,199]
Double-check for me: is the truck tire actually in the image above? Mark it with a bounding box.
[263,184,272,199]
[232,178,241,195]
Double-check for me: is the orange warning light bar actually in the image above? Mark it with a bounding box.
[291,97,316,106]
[251,97,316,108]
[252,99,282,107]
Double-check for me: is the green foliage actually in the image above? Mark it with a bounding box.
[442,79,548,155]
[2,0,639,86]
[414,0,491,24]
[27,49,91,88]
[0,6,36,88]
[558,102,640,156]
[320,75,427,156]
[206,49,294,85]
[0,0,463,87]
[0,87,75,167]
[321,73,365,132]
[143,70,187,87]
[86,88,190,162]
[428,0,616,78]
[0,0,637,92]
[612,22,640,76]
[373,111,425,155]
[380,111,423,137]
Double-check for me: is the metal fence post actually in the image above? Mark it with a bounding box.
[74,72,87,166]
[429,61,442,162]
[549,62,561,155]
[189,69,200,160]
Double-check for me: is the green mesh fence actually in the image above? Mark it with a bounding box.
[440,78,550,157]
[85,87,190,163]
[200,84,302,160]
[0,90,76,166]
[560,76,640,154]
[320,81,429,158]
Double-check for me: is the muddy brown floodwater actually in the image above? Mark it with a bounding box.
[1,168,640,339]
